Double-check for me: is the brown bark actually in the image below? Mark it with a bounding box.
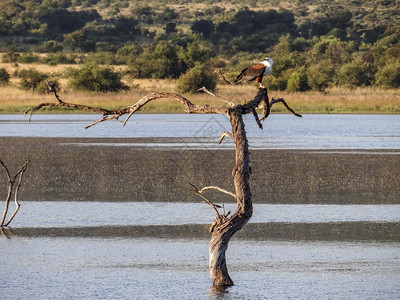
[208,89,267,286]
[26,85,301,286]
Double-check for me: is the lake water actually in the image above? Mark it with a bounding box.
[1,113,400,299]
[1,114,400,149]
[1,237,399,299]
[6,202,400,228]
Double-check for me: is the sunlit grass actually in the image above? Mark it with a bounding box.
[0,64,399,114]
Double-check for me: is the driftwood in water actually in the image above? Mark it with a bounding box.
[26,84,301,286]
[0,160,30,227]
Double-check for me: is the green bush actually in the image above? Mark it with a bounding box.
[17,53,40,63]
[0,68,10,85]
[337,59,374,88]
[307,60,335,91]
[178,40,215,69]
[34,40,63,53]
[2,51,20,63]
[177,63,216,94]
[18,68,48,92]
[375,61,400,88]
[286,68,310,92]
[40,53,77,65]
[67,63,129,92]
[128,42,183,79]
[263,74,287,91]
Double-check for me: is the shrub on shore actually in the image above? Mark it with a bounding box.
[177,63,217,94]
[67,63,129,92]
[18,68,48,92]
[0,68,10,85]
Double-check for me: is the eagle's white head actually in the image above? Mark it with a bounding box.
[265,57,273,67]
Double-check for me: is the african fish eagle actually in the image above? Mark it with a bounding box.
[235,57,273,88]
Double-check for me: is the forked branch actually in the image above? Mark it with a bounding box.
[218,131,233,144]
[25,84,230,129]
[198,86,235,107]
[260,96,302,121]
[189,183,222,218]
[0,159,30,227]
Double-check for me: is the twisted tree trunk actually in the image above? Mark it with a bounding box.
[209,108,252,286]
[208,89,270,286]
[27,85,301,286]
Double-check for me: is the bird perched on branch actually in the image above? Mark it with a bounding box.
[235,57,273,88]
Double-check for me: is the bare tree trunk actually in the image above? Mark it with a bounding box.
[208,89,270,286]
[27,85,301,286]
[209,108,252,286]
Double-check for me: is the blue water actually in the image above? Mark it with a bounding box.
[1,113,400,299]
[1,237,399,299]
[7,202,400,228]
[1,114,399,149]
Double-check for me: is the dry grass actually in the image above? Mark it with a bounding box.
[0,62,399,114]
[270,87,400,114]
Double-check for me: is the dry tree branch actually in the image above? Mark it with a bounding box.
[196,185,235,220]
[0,160,12,227]
[251,108,263,129]
[189,183,222,218]
[270,97,302,118]
[25,84,230,129]
[218,131,233,144]
[215,68,232,85]
[25,83,111,123]
[260,96,302,121]
[0,160,30,227]
[198,186,236,199]
[198,86,235,107]
[4,160,29,226]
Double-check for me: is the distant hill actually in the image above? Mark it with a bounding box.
[1,0,399,90]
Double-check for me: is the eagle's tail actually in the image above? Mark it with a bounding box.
[235,68,248,83]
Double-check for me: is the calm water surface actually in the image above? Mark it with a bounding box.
[1,113,400,299]
[7,202,400,228]
[1,114,399,149]
[0,237,399,299]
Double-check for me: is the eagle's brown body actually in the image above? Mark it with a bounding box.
[235,57,273,88]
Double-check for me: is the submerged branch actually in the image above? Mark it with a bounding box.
[0,160,30,227]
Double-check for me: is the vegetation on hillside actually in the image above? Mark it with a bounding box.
[0,0,399,94]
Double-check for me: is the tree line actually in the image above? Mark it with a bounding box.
[0,0,399,92]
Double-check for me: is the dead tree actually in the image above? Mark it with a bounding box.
[26,85,301,286]
[0,160,30,227]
